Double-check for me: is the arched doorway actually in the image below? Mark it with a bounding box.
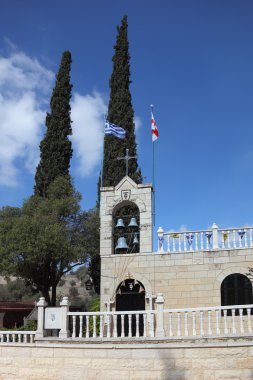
[116,278,145,336]
[221,273,253,315]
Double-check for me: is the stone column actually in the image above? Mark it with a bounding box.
[155,293,165,338]
[59,296,70,339]
[212,223,219,249]
[35,297,47,339]
[157,227,164,253]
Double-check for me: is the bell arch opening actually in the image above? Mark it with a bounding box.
[113,201,140,254]
[115,278,145,336]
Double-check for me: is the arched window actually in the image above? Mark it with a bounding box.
[221,273,253,315]
[113,202,140,254]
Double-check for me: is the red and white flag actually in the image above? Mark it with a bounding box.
[151,111,159,142]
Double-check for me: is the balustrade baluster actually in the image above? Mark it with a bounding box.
[200,232,204,250]
[143,314,147,338]
[233,230,236,248]
[79,316,83,338]
[200,311,204,336]
[183,234,187,252]
[86,316,89,338]
[250,229,253,247]
[121,315,125,338]
[215,310,220,335]
[107,315,111,338]
[169,313,173,337]
[30,334,33,343]
[243,230,248,247]
[184,312,188,336]
[195,233,198,251]
[239,309,244,334]
[150,313,155,337]
[93,315,96,338]
[178,235,181,252]
[18,334,21,343]
[128,315,132,338]
[172,238,176,252]
[100,316,103,338]
[24,334,27,343]
[12,334,15,342]
[247,309,252,333]
[222,231,225,248]
[113,314,117,338]
[227,232,230,248]
[167,236,170,252]
[136,314,140,337]
[208,310,212,336]
[223,310,228,334]
[0,334,3,343]
[232,309,236,334]
[72,316,76,338]
[239,231,242,248]
[6,334,10,343]
[177,313,181,337]
[192,312,196,336]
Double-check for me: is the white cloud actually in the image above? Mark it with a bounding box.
[0,48,54,186]
[71,92,107,176]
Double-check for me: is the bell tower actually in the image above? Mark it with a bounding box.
[100,176,153,256]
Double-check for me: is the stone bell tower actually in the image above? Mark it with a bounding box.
[99,175,153,307]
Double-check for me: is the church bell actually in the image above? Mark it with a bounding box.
[115,237,129,251]
[128,217,138,228]
[133,233,139,245]
[115,218,125,229]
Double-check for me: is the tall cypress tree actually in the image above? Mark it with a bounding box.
[102,15,142,187]
[35,51,73,197]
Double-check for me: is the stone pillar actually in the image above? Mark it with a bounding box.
[212,223,219,249]
[35,297,47,339]
[155,293,165,338]
[157,227,164,253]
[59,296,70,339]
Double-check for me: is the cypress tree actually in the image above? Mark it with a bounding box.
[35,51,73,197]
[102,15,142,187]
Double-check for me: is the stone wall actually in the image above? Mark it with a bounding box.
[0,340,252,379]
[101,248,253,309]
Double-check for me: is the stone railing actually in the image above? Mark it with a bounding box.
[0,331,35,344]
[157,223,253,253]
[29,296,253,341]
[163,304,253,339]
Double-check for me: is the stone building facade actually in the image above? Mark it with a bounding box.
[100,176,253,311]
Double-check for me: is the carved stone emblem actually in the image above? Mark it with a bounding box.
[121,190,131,201]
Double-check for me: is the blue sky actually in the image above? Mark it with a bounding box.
[0,0,253,234]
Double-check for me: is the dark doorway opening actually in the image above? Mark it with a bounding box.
[116,279,145,337]
[221,273,253,315]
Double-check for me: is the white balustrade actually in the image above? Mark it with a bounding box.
[161,225,253,253]
[0,331,35,344]
[163,305,253,339]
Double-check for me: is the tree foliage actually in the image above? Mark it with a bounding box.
[102,15,142,187]
[0,176,87,306]
[35,51,73,197]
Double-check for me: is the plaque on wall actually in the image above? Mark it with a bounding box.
[45,307,61,329]
[121,190,131,201]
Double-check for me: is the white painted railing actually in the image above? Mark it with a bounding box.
[68,310,155,339]
[163,305,253,339]
[158,224,253,253]
[0,331,35,344]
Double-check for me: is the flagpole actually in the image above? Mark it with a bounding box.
[150,104,155,228]
[101,114,107,189]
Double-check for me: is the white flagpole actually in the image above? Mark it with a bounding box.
[150,104,156,227]
[100,114,107,189]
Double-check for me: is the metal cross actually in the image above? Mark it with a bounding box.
[117,149,136,177]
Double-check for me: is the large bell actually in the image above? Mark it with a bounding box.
[115,218,125,229]
[115,237,129,251]
[128,217,138,228]
[133,233,139,245]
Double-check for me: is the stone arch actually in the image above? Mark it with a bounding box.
[106,197,146,215]
[214,265,252,304]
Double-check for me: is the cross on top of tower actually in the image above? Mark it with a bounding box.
[117,149,136,177]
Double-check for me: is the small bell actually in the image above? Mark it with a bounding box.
[115,218,125,229]
[128,217,138,228]
[115,237,129,251]
[133,233,139,245]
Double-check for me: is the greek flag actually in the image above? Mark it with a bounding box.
[104,121,126,139]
